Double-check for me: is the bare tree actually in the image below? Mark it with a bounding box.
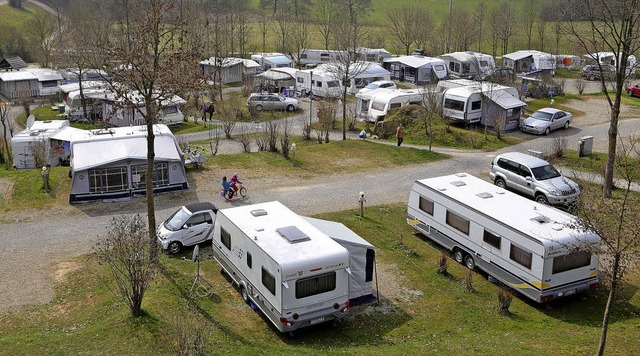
[313,0,338,50]
[537,17,548,52]
[24,10,58,68]
[273,3,291,53]
[521,6,537,50]
[560,0,640,198]
[255,8,272,53]
[94,214,156,317]
[419,88,442,152]
[572,137,640,355]
[487,10,501,57]
[387,5,419,55]
[0,102,13,169]
[98,0,204,262]
[290,16,311,67]
[415,9,437,54]
[448,9,478,51]
[496,2,517,55]
[473,3,486,52]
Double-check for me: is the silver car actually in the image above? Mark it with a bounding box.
[157,202,217,254]
[489,152,580,206]
[246,93,299,112]
[521,108,572,135]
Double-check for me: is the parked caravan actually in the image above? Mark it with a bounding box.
[304,216,377,304]
[251,53,293,71]
[584,52,637,76]
[64,88,109,122]
[256,68,298,94]
[0,71,38,99]
[442,82,525,130]
[198,57,244,84]
[435,79,477,92]
[502,50,556,76]
[347,63,392,94]
[383,55,448,85]
[102,92,186,127]
[295,67,342,98]
[438,51,495,79]
[297,49,343,67]
[407,173,600,303]
[211,201,351,333]
[357,88,427,123]
[29,68,64,97]
[11,119,71,169]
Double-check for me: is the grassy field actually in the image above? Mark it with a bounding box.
[0,3,45,31]
[0,203,637,354]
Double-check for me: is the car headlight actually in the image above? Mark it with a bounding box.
[548,188,559,195]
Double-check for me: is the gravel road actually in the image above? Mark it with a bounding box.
[1,96,639,312]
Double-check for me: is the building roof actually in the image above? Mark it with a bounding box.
[241,59,260,68]
[0,56,28,70]
[28,68,64,82]
[0,71,38,81]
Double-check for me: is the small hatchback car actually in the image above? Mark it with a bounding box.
[489,152,580,206]
[157,202,217,254]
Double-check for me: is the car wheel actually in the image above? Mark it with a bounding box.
[255,104,263,111]
[464,254,476,270]
[629,90,634,97]
[535,194,549,205]
[564,121,570,130]
[494,178,507,189]
[286,104,295,112]
[168,241,182,254]
[453,249,465,264]
[544,127,551,135]
[241,286,250,304]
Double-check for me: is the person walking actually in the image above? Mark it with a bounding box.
[396,123,405,146]
[206,101,215,121]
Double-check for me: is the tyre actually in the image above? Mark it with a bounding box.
[494,178,507,189]
[464,254,476,270]
[220,268,226,275]
[629,90,634,97]
[453,249,465,264]
[564,121,570,130]
[535,194,549,205]
[255,104,263,111]
[241,286,249,304]
[168,241,182,254]
[286,104,295,112]
[239,186,247,198]
[544,127,551,136]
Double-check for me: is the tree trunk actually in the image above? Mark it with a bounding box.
[342,83,347,140]
[598,253,620,355]
[603,101,620,198]
[146,118,158,263]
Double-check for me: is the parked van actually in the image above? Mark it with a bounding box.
[211,201,351,333]
[407,173,600,303]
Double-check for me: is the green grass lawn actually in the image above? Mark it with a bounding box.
[0,204,637,354]
[0,3,46,31]
[524,94,586,117]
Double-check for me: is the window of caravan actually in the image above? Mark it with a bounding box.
[247,252,252,269]
[389,102,402,109]
[162,106,178,115]
[471,101,481,110]
[297,77,304,83]
[371,101,386,111]
[42,80,58,88]
[444,98,465,111]
[320,53,330,61]
[552,250,591,274]
[479,60,489,68]
[446,210,470,235]
[221,227,231,250]
[434,65,446,72]
[510,244,533,269]
[300,53,308,59]
[462,63,470,74]
[316,81,322,87]
[296,272,336,299]
[419,196,434,215]
[327,81,339,88]
[483,230,501,249]
[262,268,276,296]
[89,167,127,193]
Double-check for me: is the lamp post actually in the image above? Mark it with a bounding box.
[308,70,313,128]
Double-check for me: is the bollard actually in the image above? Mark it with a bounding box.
[41,166,50,194]
[358,191,366,218]
[291,143,297,166]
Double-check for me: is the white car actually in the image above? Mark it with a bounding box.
[521,108,572,135]
[157,202,217,254]
[358,80,396,93]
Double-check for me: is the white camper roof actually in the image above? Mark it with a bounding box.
[0,71,38,82]
[241,59,261,68]
[27,68,64,82]
[12,120,69,143]
[439,51,494,62]
[444,83,525,109]
[219,201,349,275]
[71,125,181,171]
[415,173,600,248]
[503,50,553,61]
[199,57,243,68]
[368,88,428,102]
[58,81,107,94]
[384,55,446,68]
[303,217,374,249]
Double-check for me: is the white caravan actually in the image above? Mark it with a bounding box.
[584,52,637,76]
[357,88,428,123]
[11,119,70,169]
[64,88,109,122]
[211,201,351,333]
[438,51,496,80]
[102,92,186,127]
[407,173,600,303]
[295,67,342,98]
[297,49,343,67]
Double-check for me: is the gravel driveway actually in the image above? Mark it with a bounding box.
[1,96,639,312]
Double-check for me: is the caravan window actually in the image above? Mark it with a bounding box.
[434,65,445,71]
[89,167,127,193]
[262,268,276,296]
[162,106,178,115]
[41,80,58,88]
[462,63,470,74]
[471,101,481,110]
[316,81,322,87]
[371,101,386,111]
[220,227,231,250]
[320,53,330,61]
[295,272,336,299]
[366,249,375,282]
[389,102,402,109]
[552,251,591,274]
[483,230,501,249]
[297,77,304,84]
[327,81,339,88]
[301,53,308,59]
[131,163,169,188]
[510,244,533,269]
[446,210,470,235]
[419,196,434,215]
[444,98,465,111]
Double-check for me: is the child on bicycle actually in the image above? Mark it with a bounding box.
[221,176,235,200]
[230,173,242,196]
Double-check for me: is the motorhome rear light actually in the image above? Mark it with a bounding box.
[292,313,299,320]
[333,303,339,310]
[279,317,293,326]
[540,294,554,302]
[340,300,351,313]
[590,282,599,289]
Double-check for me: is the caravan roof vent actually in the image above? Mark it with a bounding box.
[455,173,467,177]
[250,209,268,217]
[450,180,466,187]
[276,226,310,243]
[476,192,493,199]
[531,215,551,224]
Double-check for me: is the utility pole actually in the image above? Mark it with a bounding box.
[447,0,453,52]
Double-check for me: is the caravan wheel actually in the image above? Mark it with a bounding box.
[464,255,476,270]
[453,249,465,264]
[241,286,250,304]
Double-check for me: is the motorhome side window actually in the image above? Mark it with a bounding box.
[297,77,304,83]
[419,196,434,215]
[295,272,336,299]
[444,99,464,111]
[483,230,501,249]
[552,250,591,274]
[246,252,252,269]
[471,101,481,110]
[261,267,276,296]
[446,210,470,235]
[220,227,231,250]
[510,244,533,269]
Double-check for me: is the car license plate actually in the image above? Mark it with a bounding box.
[564,289,576,296]
[309,316,325,325]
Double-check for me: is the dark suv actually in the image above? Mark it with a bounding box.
[580,64,616,81]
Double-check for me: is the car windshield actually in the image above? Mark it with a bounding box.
[531,164,561,180]
[164,207,192,231]
[531,111,553,121]
[364,83,380,89]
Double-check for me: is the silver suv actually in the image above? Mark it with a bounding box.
[246,93,299,112]
[489,152,580,206]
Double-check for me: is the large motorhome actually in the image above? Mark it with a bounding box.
[407,173,600,303]
[211,201,351,333]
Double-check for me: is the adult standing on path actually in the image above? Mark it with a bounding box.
[396,123,405,146]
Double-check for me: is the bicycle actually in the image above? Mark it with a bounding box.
[221,184,246,201]
[234,184,247,199]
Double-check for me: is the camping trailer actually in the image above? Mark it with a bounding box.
[442,82,525,130]
[11,119,71,169]
[102,92,186,127]
[297,49,343,67]
[502,50,556,76]
[584,52,637,76]
[295,67,342,98]
[251,53,293,71]
[407,173,600,303]
[383,55,448,85]
[347,62,392,94]
[211,201,351,333]
[64,88,109,122]
[357,88,428,123]
[438,51,496,80]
